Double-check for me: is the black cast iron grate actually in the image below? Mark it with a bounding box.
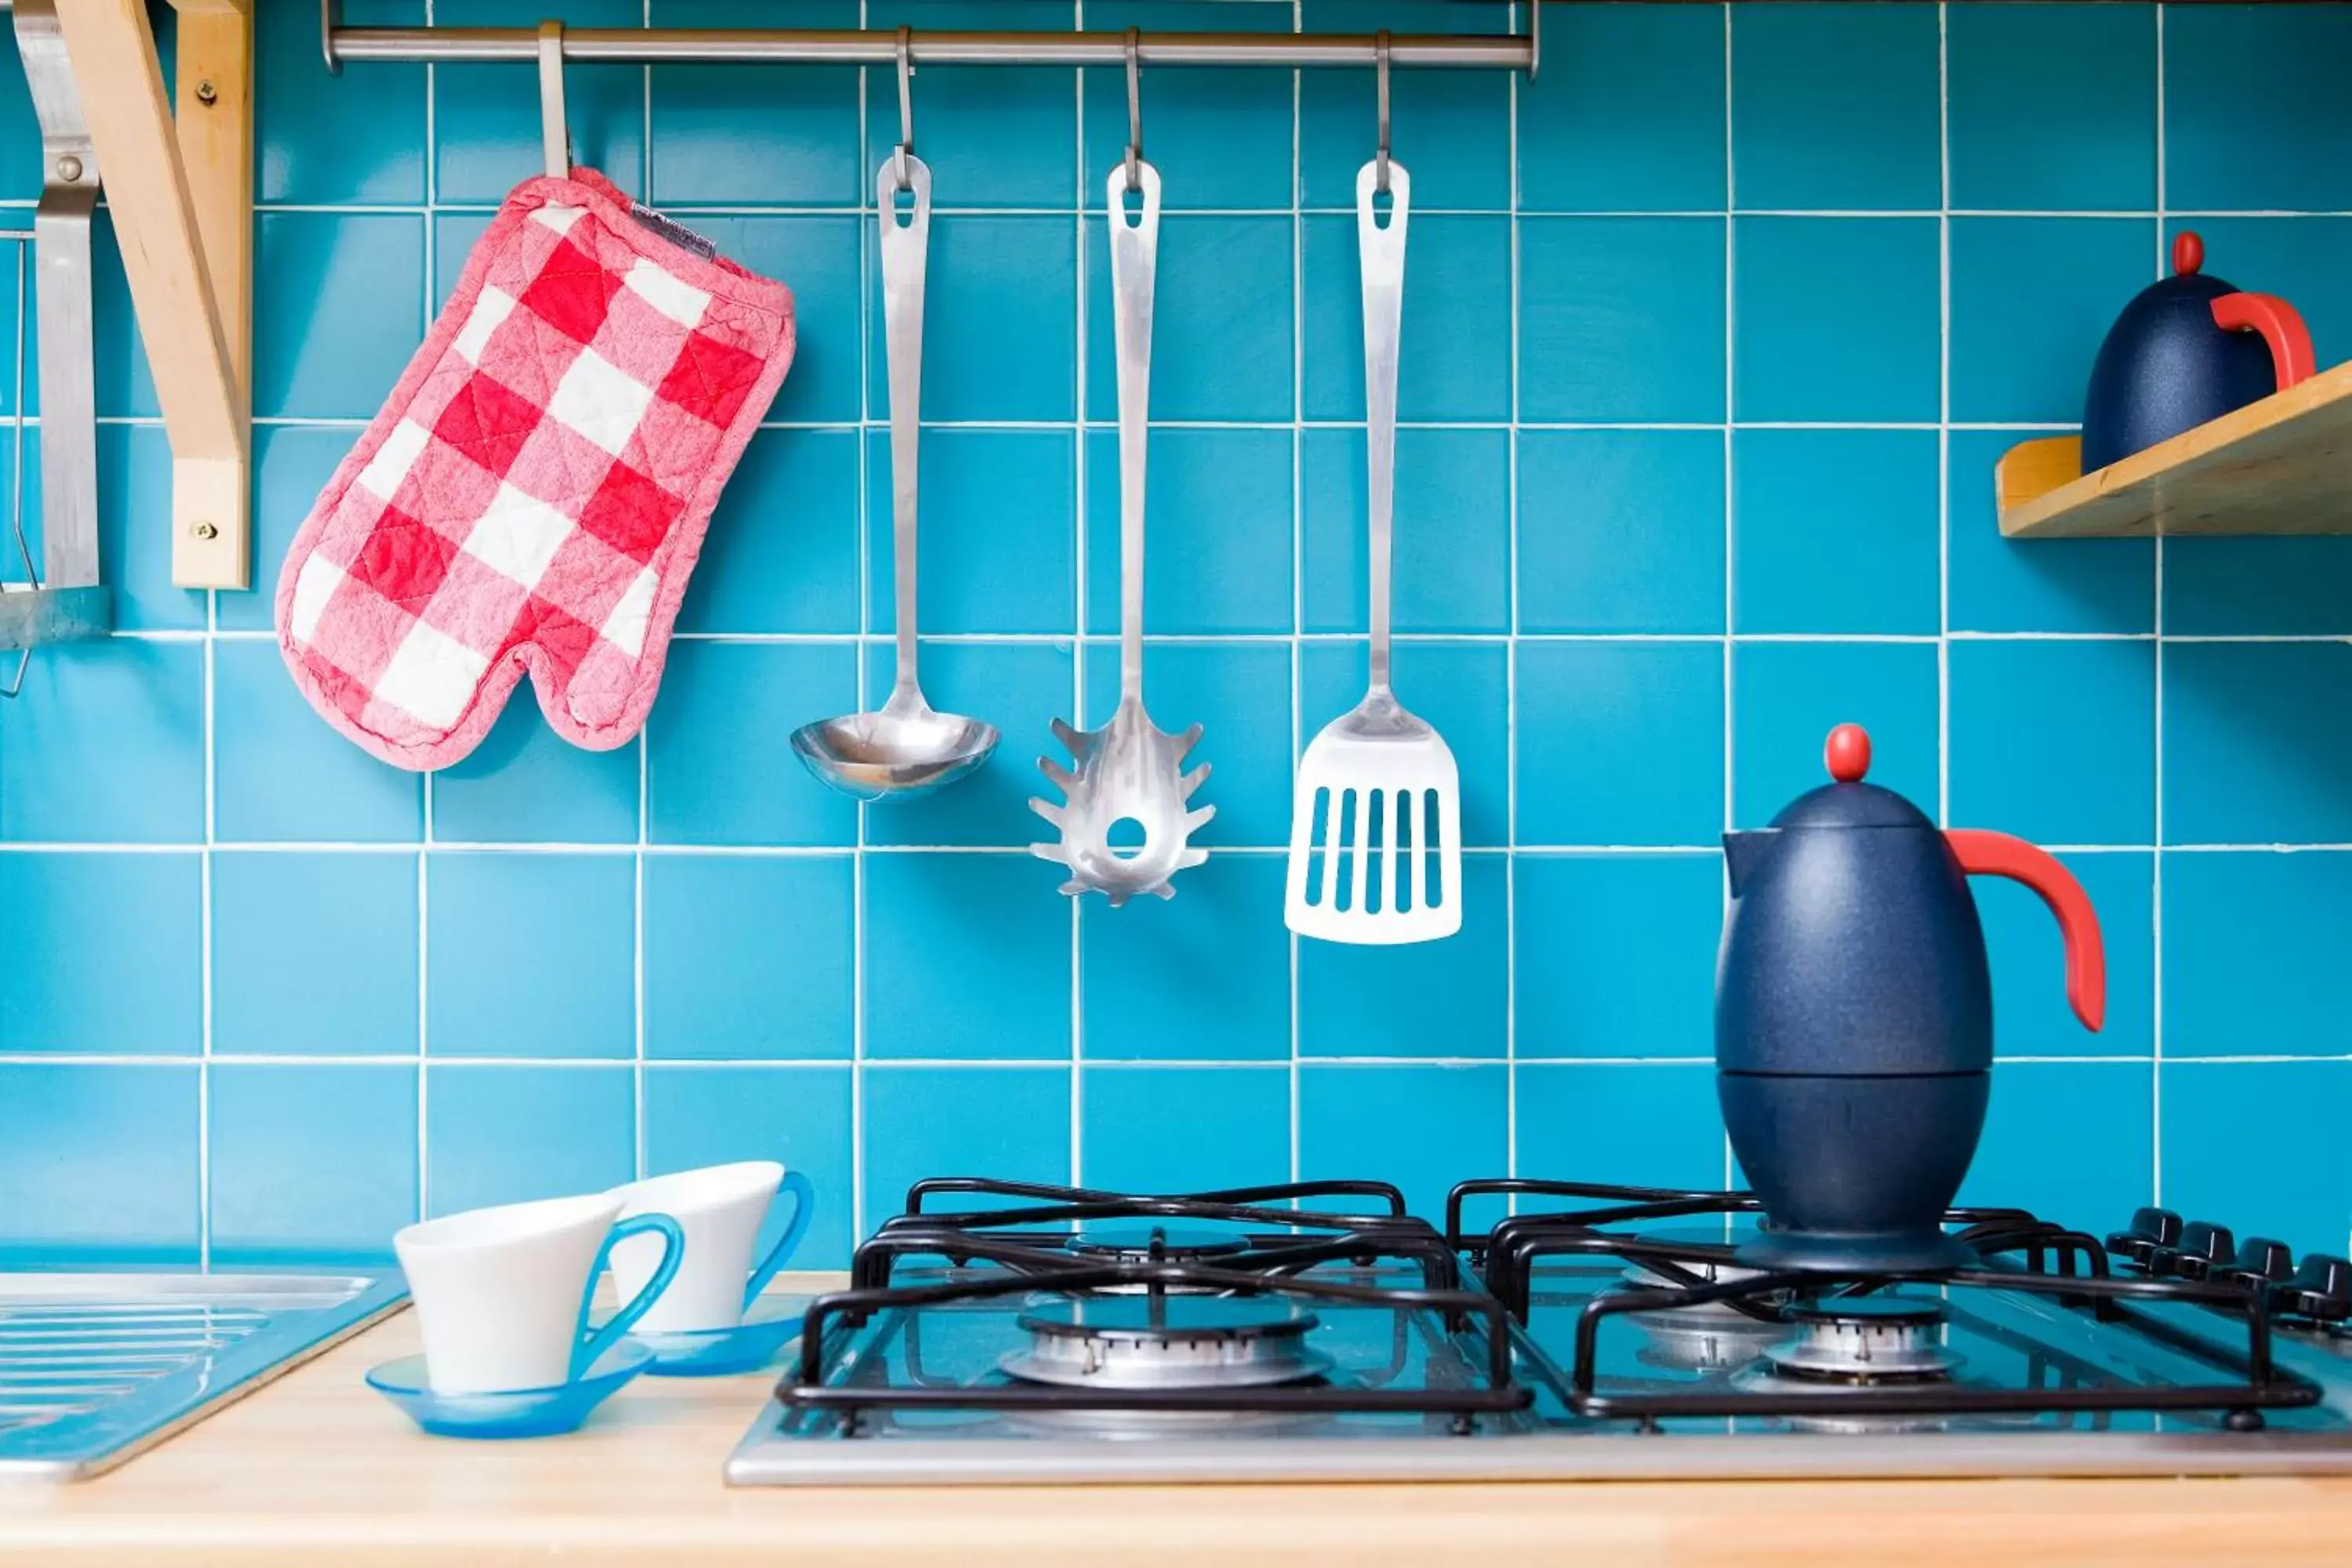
[775,1178,1530,1430]
[1446,1178,2326,1431]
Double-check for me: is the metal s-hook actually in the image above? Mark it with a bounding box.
[892,26,916,191]
[537,20,569,179]
[1123,27,1144,194]
[1374,30,1392,194]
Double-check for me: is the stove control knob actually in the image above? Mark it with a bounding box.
[2216,1236,2295,1290]
[2105,1207,2183,1268]
[2272,1254,2352,1323]
[2172,1221,2236,1280]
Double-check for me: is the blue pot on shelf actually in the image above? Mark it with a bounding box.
[2080,230,2317,473]
[1715,724,2107,1273]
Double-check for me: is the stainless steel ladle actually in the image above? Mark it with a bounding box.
[792,150,998,802]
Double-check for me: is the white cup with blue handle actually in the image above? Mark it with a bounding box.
[393,1193,685,1396]
[607,1161,814,1334]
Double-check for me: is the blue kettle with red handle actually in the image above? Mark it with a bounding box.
[1715,724,2106,1272]
[2081,230,2315,472]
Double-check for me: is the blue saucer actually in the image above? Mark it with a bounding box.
[366,1339,654,1439]
[625,1293,811,1377]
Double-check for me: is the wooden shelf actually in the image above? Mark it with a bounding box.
[1996,359,2352,539]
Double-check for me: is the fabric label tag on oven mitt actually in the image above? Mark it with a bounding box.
[275,168,795,771]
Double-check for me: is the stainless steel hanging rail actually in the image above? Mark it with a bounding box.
[321,19,1537,75]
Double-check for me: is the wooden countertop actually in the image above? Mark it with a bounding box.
[6,1275,2352,1566]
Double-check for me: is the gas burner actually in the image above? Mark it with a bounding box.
[999,1296,1335,1392]
[1613,1261,1788,1374]
[1062,1225,1252,1265]
[1762,1296,1959,1385]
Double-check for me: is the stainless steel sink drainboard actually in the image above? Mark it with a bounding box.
[0,1272,408,1479]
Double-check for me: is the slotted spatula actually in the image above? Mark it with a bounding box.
[1284,160,1461,946]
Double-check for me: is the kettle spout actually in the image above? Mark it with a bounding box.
[1722,830,1778,899]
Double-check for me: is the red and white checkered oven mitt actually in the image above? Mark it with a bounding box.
[276,169,795,771]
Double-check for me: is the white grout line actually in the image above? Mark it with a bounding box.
[1067,0,1087,1190]
[1286,0,1304,1188]
[1936,1,1952,832]
[186,415,2118,435]
[850,0,872,1243]
[1504,0,1522,1200]
[633,0,655,1194]
[633,737,648,1181]
[10,838,2347,856]
[197,557,216,1268]
[245,199,2352,221]
[9,1050,2321,1069]
[416,0,438,1233]
[98,625,2352,647]
[1718,0,1737,1200]
[2151,1,2169,1213]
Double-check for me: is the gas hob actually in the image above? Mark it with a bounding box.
[724,1178,2352,1485]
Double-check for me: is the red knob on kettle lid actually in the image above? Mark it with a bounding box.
[2173,230,2204,276]
[1824,724,1871,784]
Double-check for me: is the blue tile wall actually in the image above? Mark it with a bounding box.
[1080,1064,1290,1196]
[1733,430,1939,635]
[209,1063,420,1265]
[212,852,419,1057]
[0,1063,199,1265]
[426,853,637,1060]
[7,2,2352,1267]
[1733,217,1940,422]
[1298,1062,1509,1221]
[1516,1062,1724,1192]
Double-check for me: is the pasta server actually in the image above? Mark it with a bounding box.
[1285,160,1461,945]
[1029,160,1213,906]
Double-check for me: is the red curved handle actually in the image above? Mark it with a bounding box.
[2212,292,2316,391]
[1944,829,2106,1033]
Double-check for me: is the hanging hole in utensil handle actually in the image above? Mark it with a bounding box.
[892,26,916,194]
[536,20,568,180]
[1374,31,1392,196]
[1123,28,1145,194]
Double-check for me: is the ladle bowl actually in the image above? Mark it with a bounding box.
[792,700,998,804]
[791,151,999,807]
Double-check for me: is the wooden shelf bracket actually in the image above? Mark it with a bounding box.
[55,0,252,590]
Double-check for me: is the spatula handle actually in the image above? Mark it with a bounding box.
[1109,161,1160,702]
[1357,161,1408,695]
